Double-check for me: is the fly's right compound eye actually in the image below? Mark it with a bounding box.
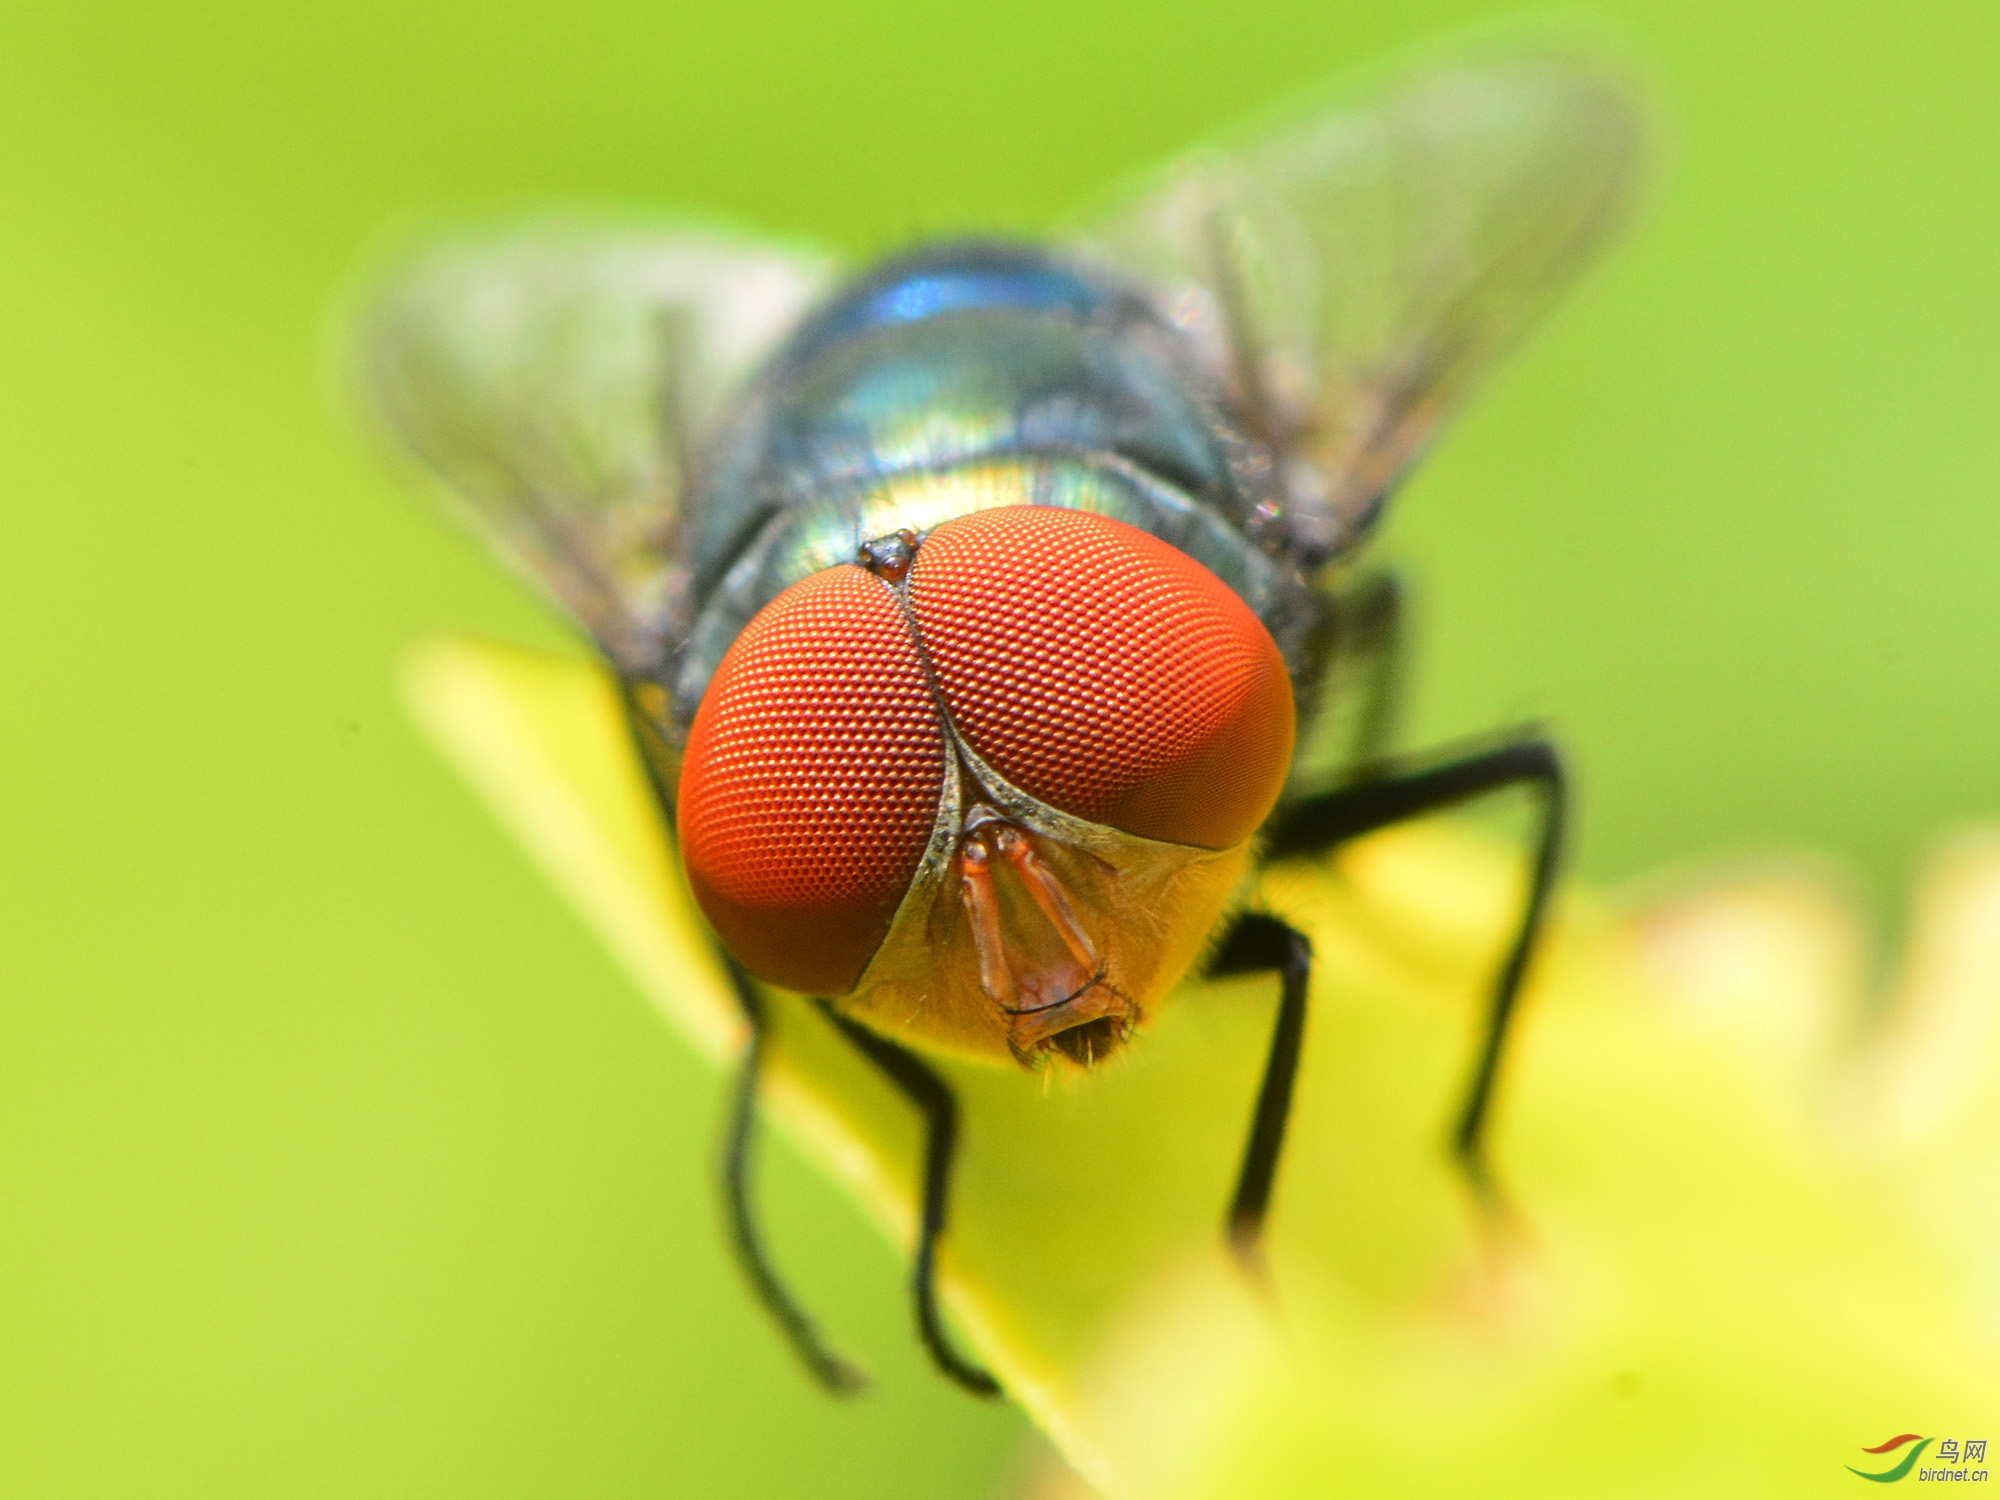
[676,566,946,996]
[908,506,1294,851]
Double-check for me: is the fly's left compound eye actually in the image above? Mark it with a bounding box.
[676,566,946,996]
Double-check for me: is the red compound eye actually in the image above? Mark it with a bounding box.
[908,506,1294,849]
[677,566,945,995]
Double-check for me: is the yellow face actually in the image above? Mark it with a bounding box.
[675,503,1296,1064]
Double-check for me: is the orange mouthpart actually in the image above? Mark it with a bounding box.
[957,817,1135,1063]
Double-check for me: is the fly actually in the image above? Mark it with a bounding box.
[354,39,1648,1398]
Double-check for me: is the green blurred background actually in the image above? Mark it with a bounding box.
[3,0,1996,1494]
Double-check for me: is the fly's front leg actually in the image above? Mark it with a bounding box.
[718,959,869,1394]
[1261,736,1567,1207]
[618,687,869,1394]
[1205,912,1314,1264]
[816,1003,1002,1399]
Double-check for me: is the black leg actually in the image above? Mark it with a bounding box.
[617,686,867,1393]
[618,680,993,1396]
[816,1003,1002,1399]
[1205,912,1314,1263]
[1293,569,1408,784]
[1330,569,1406,778]
[1264,736,1567,1203]
[718,959,869,1395]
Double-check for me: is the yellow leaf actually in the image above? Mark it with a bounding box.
[408,637,2000,1499]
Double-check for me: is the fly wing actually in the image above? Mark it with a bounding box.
[1067,44,1649,560]
[356,220,835,676]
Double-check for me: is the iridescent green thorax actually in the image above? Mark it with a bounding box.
[668,242,1316,733]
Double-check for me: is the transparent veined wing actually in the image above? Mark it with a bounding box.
[356,220,836,676]
[1066,43,1650,560]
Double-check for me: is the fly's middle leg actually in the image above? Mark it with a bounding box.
[1204,911,1314,1265]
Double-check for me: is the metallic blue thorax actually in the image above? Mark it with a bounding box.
[670,242,1308,728]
